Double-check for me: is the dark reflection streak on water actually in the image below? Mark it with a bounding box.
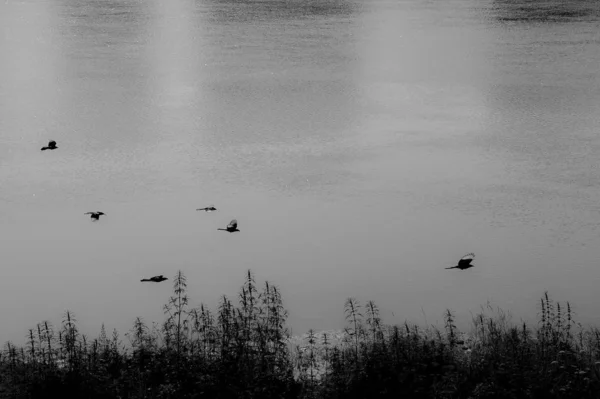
[491,0,600,23]
[204,0,360,24]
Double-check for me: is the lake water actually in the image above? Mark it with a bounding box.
[1,0,600,344]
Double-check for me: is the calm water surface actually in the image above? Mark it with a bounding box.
[1,0,600,343]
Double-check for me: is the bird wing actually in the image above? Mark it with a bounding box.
[228,219,238,229]
[49,140,56,146]
[458,253,475,266]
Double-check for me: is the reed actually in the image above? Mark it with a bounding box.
[2,274,600,398]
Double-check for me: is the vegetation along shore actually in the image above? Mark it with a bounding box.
[1,270,599,398]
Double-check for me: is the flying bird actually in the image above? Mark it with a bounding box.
[197,206,217,212]
[445,253,475,270]
[141,275,168,283]
[41,140,58,151]
[218,219,240,233]
[84,212,105,221]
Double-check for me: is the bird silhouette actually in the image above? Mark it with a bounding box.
[218,219,240,233]
[445,253,475,270]
[84,212,105,221]
[141,275,168,283]
[41,140,58,151]
[197,206,217,212]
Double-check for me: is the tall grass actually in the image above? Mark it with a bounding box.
[1,273,599,399]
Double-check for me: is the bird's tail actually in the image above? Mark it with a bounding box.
[445,266,457,269]
[141,279,150,282]
[217,228,226,231]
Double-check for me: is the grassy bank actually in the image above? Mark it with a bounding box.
[1,270,600,398]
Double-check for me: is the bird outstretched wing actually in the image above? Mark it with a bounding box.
[49,140,56,146]
[458,253,475,266]
[228,219,238,229]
